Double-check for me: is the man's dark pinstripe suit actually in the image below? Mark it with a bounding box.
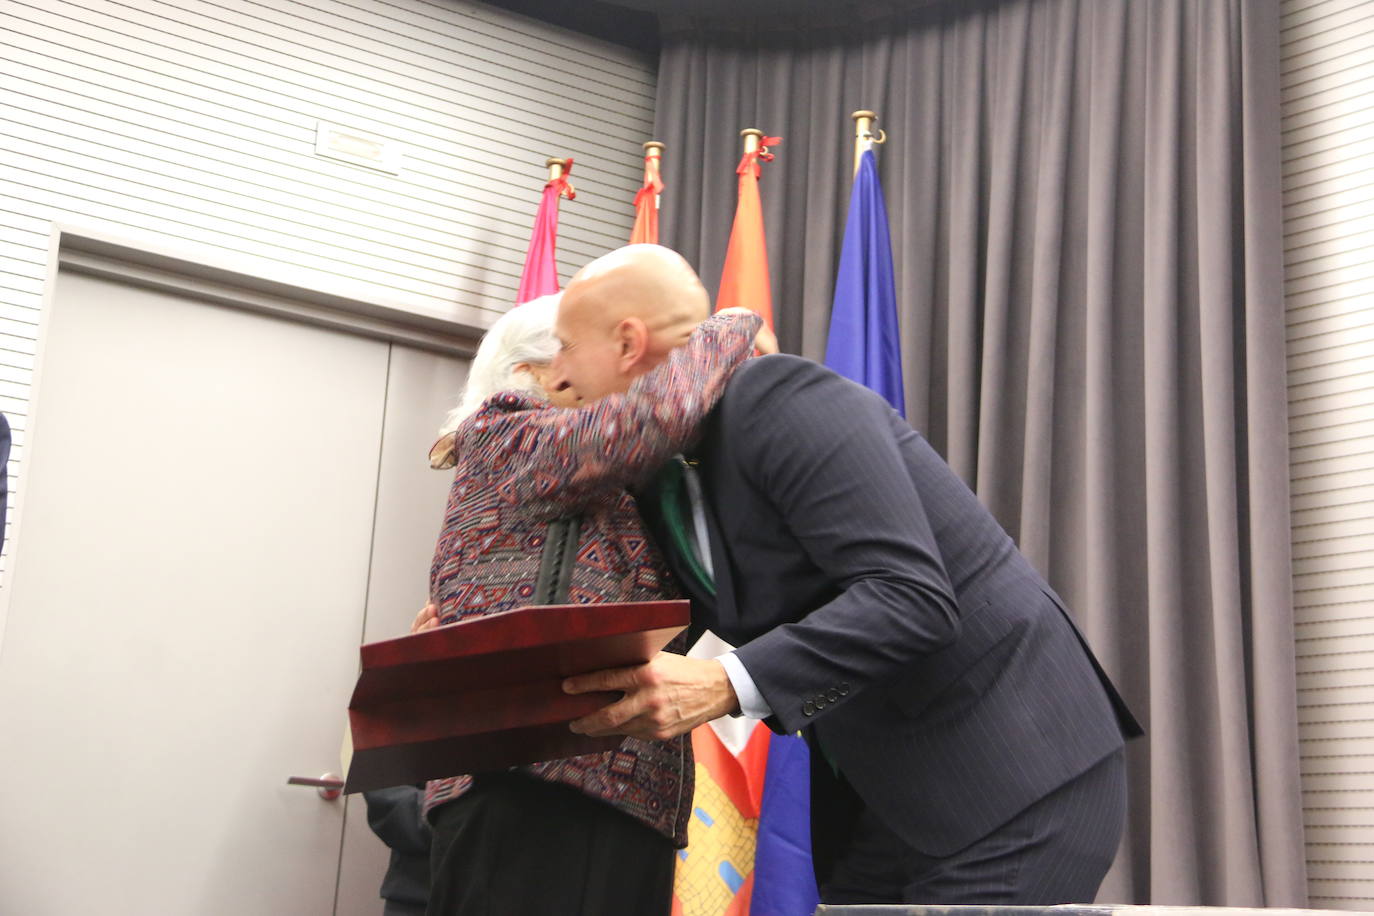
[637,354,1142,904]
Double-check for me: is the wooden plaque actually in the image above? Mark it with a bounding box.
[343,600,689,793]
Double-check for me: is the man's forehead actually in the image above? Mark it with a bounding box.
[554,289,598,333]
[552,298,577,334]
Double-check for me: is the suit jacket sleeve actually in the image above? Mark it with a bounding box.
[728,357,963,735]
[458,311,760,518]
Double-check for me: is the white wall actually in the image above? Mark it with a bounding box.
[0,0,656,565]
[1280,0,1374,908]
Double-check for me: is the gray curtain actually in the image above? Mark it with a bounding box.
[653,0,1305,906]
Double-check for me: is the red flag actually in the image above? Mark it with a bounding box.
[715,136,780,330]
[630,147,664,245]
[516,159,575,305]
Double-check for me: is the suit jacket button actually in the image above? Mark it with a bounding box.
[802,701,816,717]
[815,696,828,708]
[827,688,840,702]
[838,682,850,696]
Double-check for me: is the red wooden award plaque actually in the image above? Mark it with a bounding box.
[343,600,689,793]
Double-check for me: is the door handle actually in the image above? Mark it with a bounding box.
[286,773,344,800]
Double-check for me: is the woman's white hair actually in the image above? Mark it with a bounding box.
[438,293,562,437]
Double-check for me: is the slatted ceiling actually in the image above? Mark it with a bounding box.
[1286,88,1374,130]
[1291,598,1368,620]
[0,30,638,249]
[8,0,649,159]
[1286,339,1374,373]
[1286,14,1371,42]
[1283,64,1374,102]
[0,69,639,278]
[1294,471,1374,505]
[1284,262,1363,295]
[1294,456,1374,493]
[1289,282,1374,315]
[1284,18,1374,60]
[1286,225,1374,260]
[1283,32,1374,73]
[1283,57,1373,97]
[1291,505,1368,532]
[1302,684,1374,711]
[1285,189,1374,227]
[0,348,33,376]
[1299,652,1374,685]
[1288,397,1374,430]
[1302,623,1374,650]
[1290,483,1374,512]
[190,0,655,127]
[30,8,643,212]
[1283,4,1374,907]
[1287,233,1374,267]
[1280,240,1368,276]
[1287,102,1374,143]
[1,132,530,298]
[1,169,503,305]
[1,153,537,309]
[1285,0,1367,22]
[1286,103,1374,141]
[1294,457,1374,490]
[1286,201,1374,240]
[0,366,33,388]
[1286,179,1374,219]
[1289,295,1374,332]
[0,95,551,275]
[1288,166,1370,205]
[1285,2,1373,38]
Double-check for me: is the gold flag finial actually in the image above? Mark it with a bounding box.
[851,110,887,177]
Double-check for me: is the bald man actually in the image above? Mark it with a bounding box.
[557,244,1140,906]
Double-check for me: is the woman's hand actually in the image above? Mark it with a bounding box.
[752,322,779,355]
[411,602,440,634]
[716,307,778,354]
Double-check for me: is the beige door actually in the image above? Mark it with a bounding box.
[0,267,466,914]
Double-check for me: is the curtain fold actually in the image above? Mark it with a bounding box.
[654,0,1304,905]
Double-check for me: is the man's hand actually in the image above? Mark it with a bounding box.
[411,602,440,634]
[564,653,739,741]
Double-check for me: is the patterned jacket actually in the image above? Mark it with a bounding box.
[422,311,761,845]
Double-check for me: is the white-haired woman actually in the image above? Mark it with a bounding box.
[419,292,764,916]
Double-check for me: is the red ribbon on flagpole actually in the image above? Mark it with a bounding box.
[736,136,782,178]
[633,158,664,209]
[547,158,576,200]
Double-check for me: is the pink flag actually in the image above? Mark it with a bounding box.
[516,159,575,304]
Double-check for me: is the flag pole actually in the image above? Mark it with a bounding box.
[643,141,664,173]
[741,127,763,158]
[643,141,664,210]
[545,156,573,193]
[631,142,665,245]
[850,109,886,177]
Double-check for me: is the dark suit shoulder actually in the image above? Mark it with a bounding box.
[725,354,875,415]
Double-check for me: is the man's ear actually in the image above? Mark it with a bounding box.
[614,317,650,372]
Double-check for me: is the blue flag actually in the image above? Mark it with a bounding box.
[751,733,817,914]
[825,148,905,415]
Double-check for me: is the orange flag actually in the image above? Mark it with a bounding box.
[631,144,664,244]
[715,135,780,330]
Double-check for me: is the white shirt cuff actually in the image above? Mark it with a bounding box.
[717,651,774,720]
